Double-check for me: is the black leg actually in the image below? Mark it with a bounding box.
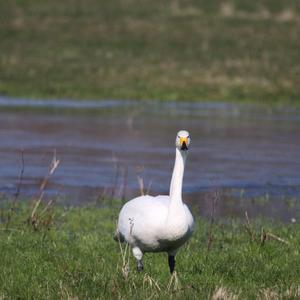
[137,259,144,272]
[168,255,175,274]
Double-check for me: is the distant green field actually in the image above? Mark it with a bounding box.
[0,1,300,104]
[1,201,300,299]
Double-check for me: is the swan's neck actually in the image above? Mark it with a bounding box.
[169,148,187,206]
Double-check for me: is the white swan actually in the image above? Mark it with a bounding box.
[114,130,194,273]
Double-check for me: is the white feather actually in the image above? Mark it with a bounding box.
[115,130,194,265]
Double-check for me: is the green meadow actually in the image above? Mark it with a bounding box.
[1,1,300,299]
[1,201,300,299]
[0,0,300,104]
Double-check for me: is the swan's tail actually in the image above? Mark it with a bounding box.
[113,228,125,243]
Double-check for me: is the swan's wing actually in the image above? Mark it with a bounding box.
[121,195,169,214]
[117,195,170,243]
[184,204,194,231]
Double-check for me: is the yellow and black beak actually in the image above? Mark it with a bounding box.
[180,137,189,150]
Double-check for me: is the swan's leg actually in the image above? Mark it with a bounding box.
[132,247,143,272]
[137,260,143,272]
[168,255,175,274]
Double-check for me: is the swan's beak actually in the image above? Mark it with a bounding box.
[180,137,188,150]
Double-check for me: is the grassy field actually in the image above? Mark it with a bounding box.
[0,0,300,104]
[1,201,300,299]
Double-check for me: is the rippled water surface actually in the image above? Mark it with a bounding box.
[1,97,300,220]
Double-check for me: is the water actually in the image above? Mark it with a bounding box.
[1,96,300,221]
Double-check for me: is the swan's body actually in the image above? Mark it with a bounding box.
[117,194,194,252]
[115,130,194,273]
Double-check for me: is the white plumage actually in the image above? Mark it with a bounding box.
[115,130,194,273]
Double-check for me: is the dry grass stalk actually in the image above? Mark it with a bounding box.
[212,286,239,300]
[143,274,161,292]
[283,286,300,298]
[260,227,267,246]
[266,232,290,245]
[145,293,156,300]
[259,288,279,300]
[30,191,45,220]
[260,286,300,299]
[115,218,132,280]
[167,271,181,292]
[39,149,60,191]
[244,211,256,242]
[137,175,145,196]
[117,239,130,280]
[146,180,152,195]
[244,215,290,246]
[29,150,60,230]
[40,199,54,217]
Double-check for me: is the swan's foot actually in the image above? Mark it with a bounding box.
[137,260,144,272]
[168,255,175,274]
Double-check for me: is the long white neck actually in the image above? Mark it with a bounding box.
[169,148,187,206]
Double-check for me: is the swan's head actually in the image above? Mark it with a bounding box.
[176,130,190,151]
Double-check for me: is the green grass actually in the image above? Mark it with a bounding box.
[1,201,300,299]
[0,0,300,104]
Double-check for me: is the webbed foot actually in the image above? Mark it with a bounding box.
[137,259,144,272]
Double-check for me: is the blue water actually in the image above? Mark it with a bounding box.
[1,96,300,220]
